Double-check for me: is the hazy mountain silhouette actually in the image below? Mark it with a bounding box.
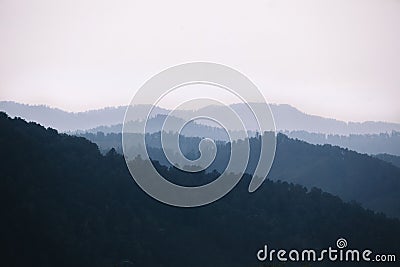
[2,101,400,134]
[83,120,400,156]
[0,101,168,132]
[84,114,230,139]
[1,111,399,267]
[3,100,400,156]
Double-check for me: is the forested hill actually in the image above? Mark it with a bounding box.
[1,112,399,267]
[80,130,400,218]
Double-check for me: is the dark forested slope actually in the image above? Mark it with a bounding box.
[80,131,400,218]
[1,112,399,267]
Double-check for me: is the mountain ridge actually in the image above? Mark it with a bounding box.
[1,100,399,134]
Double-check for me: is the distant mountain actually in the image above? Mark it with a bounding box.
[86,123,400,156]
[2,101,400,134]
[164,102,400,134]
[0,101,168,132]
[1,112,399,267]
[4,100,400,156]
[267,103,400,134]
[83,114,247,141]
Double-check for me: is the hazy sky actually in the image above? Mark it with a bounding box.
[1,0,399,123]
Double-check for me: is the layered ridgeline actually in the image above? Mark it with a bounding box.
[1,112,400,267]
[2,100,400,135]
[81,117,400,156]
[80,131,400,219]
[2,101,400,156]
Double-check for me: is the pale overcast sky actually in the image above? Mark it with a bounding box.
[0,0,399,123]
